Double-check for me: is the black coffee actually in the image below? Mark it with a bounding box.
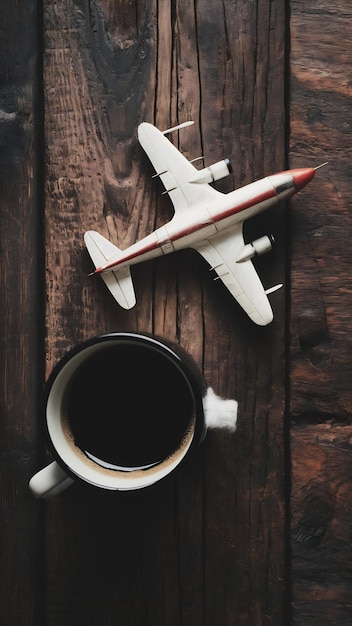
[66,343,194,470]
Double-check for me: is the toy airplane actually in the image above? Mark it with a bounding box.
[85,121,325,325]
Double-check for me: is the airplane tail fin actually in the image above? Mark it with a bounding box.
[84,230,136,309]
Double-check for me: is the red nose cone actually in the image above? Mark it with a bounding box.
[292,167,315,191]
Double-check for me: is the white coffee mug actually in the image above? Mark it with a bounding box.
[29,333,207,497]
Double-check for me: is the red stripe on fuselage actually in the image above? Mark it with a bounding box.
[176,186,277,239]
[98,185,277,273]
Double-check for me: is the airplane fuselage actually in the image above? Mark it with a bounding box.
[97,167,314,274]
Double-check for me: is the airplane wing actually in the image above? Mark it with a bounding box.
[138,122,219,215]
[193,226,274,326]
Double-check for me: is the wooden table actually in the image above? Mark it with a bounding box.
[1,1,351,624]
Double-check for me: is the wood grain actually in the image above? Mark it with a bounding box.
[0,1,45,623]
[42,1,287,625]
[2,1,352,623]
[289,1,352,623]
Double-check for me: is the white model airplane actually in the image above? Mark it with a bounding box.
[85,121,324,325]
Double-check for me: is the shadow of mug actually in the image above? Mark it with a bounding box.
[29,332,208,497]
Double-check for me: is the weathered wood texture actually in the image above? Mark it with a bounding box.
[3,1,352,623]
[0,1,45,624]
[289,1,352,624]
[42,1,286,625]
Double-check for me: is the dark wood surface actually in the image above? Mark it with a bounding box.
[0,1,351,624]
[290,2,352,624]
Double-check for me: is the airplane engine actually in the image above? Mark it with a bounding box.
[236,235,274,263]
[190,159,232,184]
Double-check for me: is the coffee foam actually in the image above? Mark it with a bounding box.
[61,404,196,483]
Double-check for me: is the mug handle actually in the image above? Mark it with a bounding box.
[29,461,75,498]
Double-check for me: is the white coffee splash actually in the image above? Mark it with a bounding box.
[203,387,238,432]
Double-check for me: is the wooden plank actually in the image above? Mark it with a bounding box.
[0,1,44,624]
[43,1,287,624]
[289,1,352,623]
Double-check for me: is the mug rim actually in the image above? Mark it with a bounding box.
[44,332,206,490]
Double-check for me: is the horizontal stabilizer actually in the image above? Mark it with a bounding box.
[84,230,136,309]
[84,230,122,265]
[100,267,136,309]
